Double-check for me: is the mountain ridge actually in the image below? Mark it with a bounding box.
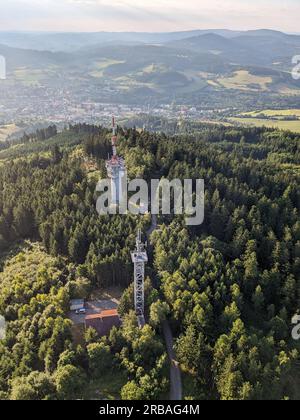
[0,29,298,52]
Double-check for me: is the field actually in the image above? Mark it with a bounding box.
[89,59,125,78]
[242,109,300,118]
[0,124,21,142]
[229,117,300,133]
[217,70,273,91]
[13,68,45,86]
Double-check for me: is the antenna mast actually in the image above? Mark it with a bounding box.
[111,116,117,157]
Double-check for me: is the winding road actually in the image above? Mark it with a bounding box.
[147,214,183,401]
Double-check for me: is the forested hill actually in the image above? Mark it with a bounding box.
[0,123,300,400]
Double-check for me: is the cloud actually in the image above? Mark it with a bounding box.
[0,0,299,32]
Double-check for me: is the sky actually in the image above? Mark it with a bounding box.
[0,0,299,33]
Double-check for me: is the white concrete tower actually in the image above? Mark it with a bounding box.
[131,229,148,327]
[106,116,126,206]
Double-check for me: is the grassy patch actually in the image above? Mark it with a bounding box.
[0,124,20,142]
[142,63,168,74]
[218,70,272,91]
[89,60,125,78]
[277,86,300,96]
[176,79,207,94]
[207,79,220,87]
[13,68,44,86]
[242,109,300,118]
[229,117,300,133]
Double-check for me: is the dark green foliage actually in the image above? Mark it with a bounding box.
[0,123,300,400]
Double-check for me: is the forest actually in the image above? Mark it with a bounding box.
[0,121,299,400]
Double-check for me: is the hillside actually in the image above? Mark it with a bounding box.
[0,30,250,52]
[1,29,300,121]
[169,31,300,68]
[0,123,299,400]
[0,44,69,70]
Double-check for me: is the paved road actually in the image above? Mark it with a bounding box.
[147,213,183,401]
[162,321,183,400]
[146,214,157,237]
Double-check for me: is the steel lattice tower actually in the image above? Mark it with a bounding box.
[131,229,148,327]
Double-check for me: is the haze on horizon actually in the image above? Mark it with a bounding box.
[0,0,299,34]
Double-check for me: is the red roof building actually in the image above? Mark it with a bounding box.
[85,309,121,337]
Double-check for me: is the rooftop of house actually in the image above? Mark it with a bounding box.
[70,299,84,305]
[85,309,119,320]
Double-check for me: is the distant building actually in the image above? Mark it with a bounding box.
[70,299,85,311]
[85,309,121,337]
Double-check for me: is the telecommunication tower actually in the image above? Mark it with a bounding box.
[131,229,148,328]
[106,117,126,206]
[178,105,187,133]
